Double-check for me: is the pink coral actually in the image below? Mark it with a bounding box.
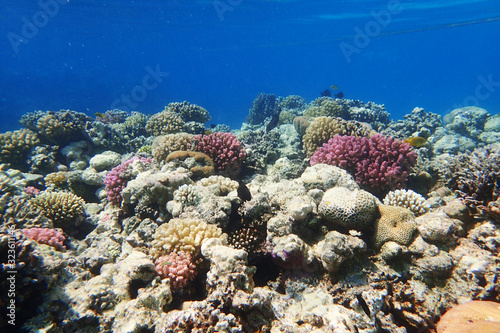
[310,134,416,195]
[155,251,197,290]
[104,157,152,205]
[22,227,66,250]
[194,132,246,178]
[24,186,41,197]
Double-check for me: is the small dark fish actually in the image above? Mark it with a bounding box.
[321,89,332,97]
[210,124,216,128]
[266,113,280,132]
[335,91,344,99]
[356,294,371,317]
[237,180,252,202]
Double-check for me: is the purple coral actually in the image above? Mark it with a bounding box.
[310,134,416,195]
[155,251,197,290]
[104,157,152,205]
[195,132,246,178]
[22,227,66,250]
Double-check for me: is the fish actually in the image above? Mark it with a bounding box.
[266,113,280,132]
[210,124,216,128]
[404,136,427,147]
[320,89,331,97]
[237,180,252,202]
[330,84,339,90]
[94,112,105,118]
[205,130,213,135]
[334,91,344,99]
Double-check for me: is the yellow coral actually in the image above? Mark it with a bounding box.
[373,205,417,248]
[303,117,373,156]
[0,129,40,164]
[151,217,226,258]
[30,191,86,227]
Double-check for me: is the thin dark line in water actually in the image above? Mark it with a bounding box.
[206,16,500,51]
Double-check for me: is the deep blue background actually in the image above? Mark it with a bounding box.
[1,0,499,132]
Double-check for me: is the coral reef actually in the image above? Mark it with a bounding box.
[165,150,215,179]
[245,93,280,125]
[0,129,40,169]
[374,205,417,248]
[152,132,195,164]
[194,132,246,178]
[311,134,417,195]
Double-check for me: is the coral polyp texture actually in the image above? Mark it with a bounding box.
[383,189,431,216]
[145,110,184,136]
[194,132,246,178]
[22,227,66,250]
[154,251,197,290]
[151,217,226,258]
[311,134,417,195]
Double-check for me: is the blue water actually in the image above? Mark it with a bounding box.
[1,0,499,133]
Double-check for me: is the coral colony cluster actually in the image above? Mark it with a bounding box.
[1,97,500,332]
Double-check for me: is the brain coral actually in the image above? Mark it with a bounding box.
[318,187,378,230]
[145,110,184,136]
[303,117,373,156]
[383,189,430,216]
[311,134,417,196]
[30,191,86,228]
[151,217,225,258]
[165,150,214,179]
[165,101,211,123]
[0,129,40,168]
[374,205,417,248]
[194,132,246,178]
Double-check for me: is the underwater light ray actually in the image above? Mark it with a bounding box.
[205,16,500,51]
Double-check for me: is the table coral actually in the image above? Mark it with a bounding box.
[194,132,246,178]
[311,134,417,196]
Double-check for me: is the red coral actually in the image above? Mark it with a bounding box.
[155,251,197,291]
[22,227,66,250]
[195,132,246,178]
[311,134,416,196]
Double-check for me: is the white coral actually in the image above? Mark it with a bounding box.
[173,184,201,206]
[383,189,430,216]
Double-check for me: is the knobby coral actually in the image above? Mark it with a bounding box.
[155,251,197,290]
[194,132,246,178]
[22,228,66,250]
[30,191,86,228]
[311,134,417,196]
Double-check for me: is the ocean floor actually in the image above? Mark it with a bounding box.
[1,95,500,332]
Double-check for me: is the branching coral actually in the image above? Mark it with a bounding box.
[145,110,184,136]
[30,191,86,228]
[311,134,417,196]
[0,129,40,168]
[154,251,197,290]
[443,145,500,213]
[165,101,211,123]
[22,227,66,250]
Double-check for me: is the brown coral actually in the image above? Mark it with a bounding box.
[145,110,184,136]
[303,116,373,156]
[0,129,40,166]
[152,132,195,163]
[166,150,215,179]
[304,97,348,119]
[30,191,86,228]
[165,101,211,123]
[373,205,417,248]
